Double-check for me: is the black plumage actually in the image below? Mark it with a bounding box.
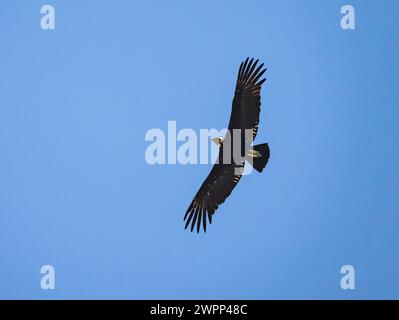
[184,58,270,233]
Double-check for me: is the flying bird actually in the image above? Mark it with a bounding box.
[183,58,270,233]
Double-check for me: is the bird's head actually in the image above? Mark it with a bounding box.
[211,137,224,146]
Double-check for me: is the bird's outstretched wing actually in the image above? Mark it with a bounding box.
[183,58,267,233]
[184,160,244,233]
[228,57,267,142]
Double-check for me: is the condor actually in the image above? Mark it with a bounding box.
[184,58,270,233]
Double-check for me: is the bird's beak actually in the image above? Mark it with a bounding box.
[211,137,223,146]
[211,137,220,145]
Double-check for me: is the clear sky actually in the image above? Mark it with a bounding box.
[0,0,398,299]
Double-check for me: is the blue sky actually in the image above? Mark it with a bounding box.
[0,0,398,299]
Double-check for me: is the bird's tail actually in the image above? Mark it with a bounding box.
[248,143,270,173]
